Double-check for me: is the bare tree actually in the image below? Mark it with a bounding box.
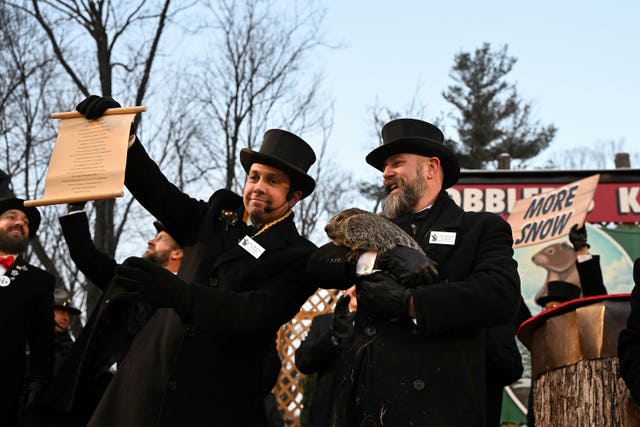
[5,0,184,313]
[540,138,632,170]
[1,2,65,271]
[195,0,329,189]
[190,0,348,239]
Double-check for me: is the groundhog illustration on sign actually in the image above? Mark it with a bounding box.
[324,207,425,263]
[532,242,582,303]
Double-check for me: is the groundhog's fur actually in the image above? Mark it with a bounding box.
[325,207,424,263]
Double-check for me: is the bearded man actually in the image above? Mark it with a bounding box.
[42,206,183,426]
[0,198,54,426]
[308,119,521,426]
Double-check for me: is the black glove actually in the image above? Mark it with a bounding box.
[114,256,187,308]
[357,272,411,319]
[76,95,121,120]
[67,201,86,213]
[20,380,47,414]
[376,245,438,287]
[329,295,355,346]
[306,243,357,289]
[569,224,589,251]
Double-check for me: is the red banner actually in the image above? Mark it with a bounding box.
[448,181,640,223]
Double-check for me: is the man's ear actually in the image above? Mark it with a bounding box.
[288,190,304,206]
[172,248,184,261]
[426,157,441,180]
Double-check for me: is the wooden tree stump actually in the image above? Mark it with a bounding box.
[533,358,640,426]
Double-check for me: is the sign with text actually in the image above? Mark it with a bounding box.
[507,175,599,248]
[448,179,640,223]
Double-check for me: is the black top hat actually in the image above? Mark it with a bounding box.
[153,221,167,234]
[0,197,41,238]
[366,118,460,189]
[53,288,81,315]
[240,129,316,199]
[535,280,582,307]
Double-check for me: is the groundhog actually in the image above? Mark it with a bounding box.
[532,242,582,303]
[325,207,425,263]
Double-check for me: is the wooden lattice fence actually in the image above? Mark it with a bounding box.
[273,288,340,426]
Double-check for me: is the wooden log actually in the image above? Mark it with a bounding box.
[533,358,640,426]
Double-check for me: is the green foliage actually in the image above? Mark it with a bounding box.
[299,373,318,427]
[443,43,557,169]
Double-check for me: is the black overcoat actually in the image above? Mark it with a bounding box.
[322,192,520,427]
[618,258,640,405]
[88,140,317,427]
[295,313,344,427]
[0,256,54,426]
[43,212,152,424]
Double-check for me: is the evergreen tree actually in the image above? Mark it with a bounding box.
[443,43,557,169]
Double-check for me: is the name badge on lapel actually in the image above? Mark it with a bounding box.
[429,231,456,245]
[239,235,266,259]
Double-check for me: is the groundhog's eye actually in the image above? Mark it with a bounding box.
[544,248,555,256]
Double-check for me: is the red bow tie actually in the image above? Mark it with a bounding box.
[0,256,15,270]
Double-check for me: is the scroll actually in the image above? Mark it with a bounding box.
[24,106,146,207]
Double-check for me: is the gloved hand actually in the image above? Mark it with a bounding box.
[357,272,411,319]
[376,245,438,287]
[569,224,590,251]
[306,243,357,289]
[76,95,121,120]
[20,380,47,414]
[67,201,86,213]
[114,256,187,308]
[329,295,355,346]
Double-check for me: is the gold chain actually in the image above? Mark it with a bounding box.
[245,210,293,239]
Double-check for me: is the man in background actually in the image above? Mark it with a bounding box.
[0,198,54,426]
[295,286,357,427]
[43,205,183,425]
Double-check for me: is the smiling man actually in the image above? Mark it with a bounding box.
[74,95,318,427]
[0,198,54,426]
[308,119,521,427]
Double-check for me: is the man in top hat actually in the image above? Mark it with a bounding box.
[52,289,82,372]
[0,198,54,426]
[41,206,183,426]
[308,118,520,426]
[74,95,318,426]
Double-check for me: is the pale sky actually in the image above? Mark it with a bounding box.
[312,0,639,180]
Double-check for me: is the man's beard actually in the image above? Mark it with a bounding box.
[382,169,427,219]
[0,228,29,254]
[143,249,170,266]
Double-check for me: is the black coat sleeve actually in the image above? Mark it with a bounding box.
[305,243,356,291]
[174,246,316,333]
[59,212,117,290]
[577,255,608,297]
[124,139,208,247]
[295,314,342,375]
